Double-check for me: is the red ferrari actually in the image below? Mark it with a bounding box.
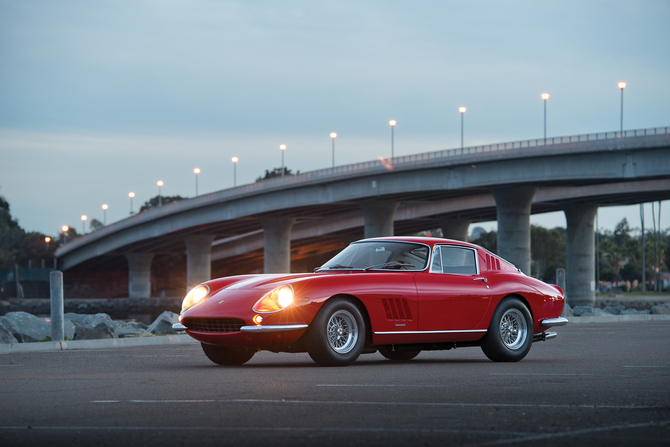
[173,237,567,366]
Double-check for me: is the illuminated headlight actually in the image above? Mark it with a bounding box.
[252,285,294,313]
[181,284,211,312]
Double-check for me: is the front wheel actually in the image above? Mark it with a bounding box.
[201,343,255,365]
[305,299,366,366]
[481,298,532,362]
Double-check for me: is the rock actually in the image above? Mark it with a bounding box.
[0,319,17,343]
[65,313,117,340]
[651,303,670,315]
[572,306,595,317]
[2,312,50,342]
[593,308,608,316]
[603,305,625,315]
[114,321,151,338]
[147,311,179,335]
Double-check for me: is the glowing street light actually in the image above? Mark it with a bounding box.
[389,120,396,158]
[232,157,239,186]
[458,107,466,149]
[102,204,108,225]
[194,168,201,196]
[128,192,135,215]
[157,180,164,206]
[61,226,69,243]
[45,236,51,250]
[81,215,87,233]
[280,144,287,176]
[330,132,337,168]
[541,93,549,142]
[618,82,626,134]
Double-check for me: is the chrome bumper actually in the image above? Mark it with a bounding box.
[172,323,308,333]
[240,324,308,333]
[541,317,569,327]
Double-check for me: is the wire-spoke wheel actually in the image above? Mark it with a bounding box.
[481,298,533,362]
[305,299,366,366]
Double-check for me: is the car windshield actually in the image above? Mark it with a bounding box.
[318,241,429,271]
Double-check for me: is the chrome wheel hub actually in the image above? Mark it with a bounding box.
[327,310,358,354]
[500,309,527,350]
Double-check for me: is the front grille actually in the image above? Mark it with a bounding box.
[183,318,245,333]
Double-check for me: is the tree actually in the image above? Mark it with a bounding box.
[470,230,497,253]
[90,218,104,231]
[256,167,299,182]
[530,226,566,280]
[139,195,187,212]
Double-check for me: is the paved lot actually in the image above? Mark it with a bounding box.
[1,321,669,447]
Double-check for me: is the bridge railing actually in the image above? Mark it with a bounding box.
[291,126,670,182]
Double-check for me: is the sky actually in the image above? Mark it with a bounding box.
[1,0,669,237]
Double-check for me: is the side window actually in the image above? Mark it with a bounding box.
[437,246,478,275]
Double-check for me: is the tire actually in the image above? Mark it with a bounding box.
[201,343,255,366]
[379,347,421,361]
[481,298,532,362]
[305,298,366,366]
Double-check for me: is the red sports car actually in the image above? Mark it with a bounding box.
[173,237,567,366]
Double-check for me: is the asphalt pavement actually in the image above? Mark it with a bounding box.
[1,320,669,447]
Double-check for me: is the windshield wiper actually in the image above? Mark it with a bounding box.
[314,264,355,272]
[364,262,416,272]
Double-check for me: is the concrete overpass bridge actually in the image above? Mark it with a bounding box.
[55,127,670,306]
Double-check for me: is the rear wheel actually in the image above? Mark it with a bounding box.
[201,343,255,365]
[305,298,366,366]
[379,347,421,361]
[481,298,532,362]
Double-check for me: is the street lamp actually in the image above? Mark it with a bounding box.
[618,82,626,135]
[102,204,108,225]
[541,93,549,142]
[81,215,87,234]
[232,157,238,186]
[389,120,396,158]
[61,226,69,243]
[194,168,200,196]
[45,236,51,251]
[128,192,135,215]
[330,132,337,168]
[280,144,286,176]
[458,107,466,149]
[157,180,164,206]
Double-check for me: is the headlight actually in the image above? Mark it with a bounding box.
[252,285,294,313]
[181,284,210,312]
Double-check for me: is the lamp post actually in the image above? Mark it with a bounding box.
[541,93,549,142]
[389,120,396,158]
[330,132,337,167]
[618,82,626,135]
[280,144,286,176]
[232,157,238,186]
[458,107,466,149]
[194,168,200,196]
[61,226,69,243]
[81,215,87,234]
[129,192,135,215]
[157,181,164,206]
[45,236,51,251]
[102,204,108,225]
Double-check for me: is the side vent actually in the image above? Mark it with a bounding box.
[382,298,413,321]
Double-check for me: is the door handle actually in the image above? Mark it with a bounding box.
[473,277,487,282]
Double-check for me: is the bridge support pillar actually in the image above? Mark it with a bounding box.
[435,214,472,241]
[491,186,537,275]
[259,216,296,273]
[125,253,155,299]
[185,234,216,292]
[360,200,399,238]
[564,203,598,307]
